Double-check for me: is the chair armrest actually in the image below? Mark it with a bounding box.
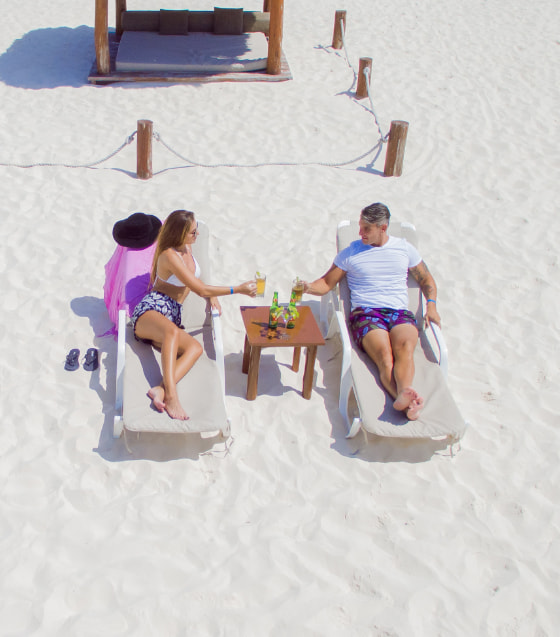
[211,308,226,396]
[331,309,355,430]
[113,309,127,438]
[319,289,340,339]
[428,321,448,378]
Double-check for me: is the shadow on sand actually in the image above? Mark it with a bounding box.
[0,25,95,89]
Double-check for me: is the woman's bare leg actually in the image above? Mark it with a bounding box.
[135,311,202,420]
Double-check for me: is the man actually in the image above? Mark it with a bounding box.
[303,203,441,420]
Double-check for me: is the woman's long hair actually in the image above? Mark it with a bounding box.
[150,210,195,285]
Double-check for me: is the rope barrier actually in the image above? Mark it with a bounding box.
[339,17,359,80]
[363,67,389,142]
[0,132,136,169]
[149,21,390,172]
[153,131,382,170]
[337,18,388,143]
[0,16,390,175]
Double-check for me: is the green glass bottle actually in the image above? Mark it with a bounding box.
[286,290,298,328]
[269,291,280,329]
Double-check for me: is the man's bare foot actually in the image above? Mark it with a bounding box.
[164,396,189,421]
[148,386,165,412]
[393,387,418,412]
[406,397,424,421]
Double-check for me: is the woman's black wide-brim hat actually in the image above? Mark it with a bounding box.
[112,212,162,248]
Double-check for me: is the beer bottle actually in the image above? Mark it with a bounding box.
[269,291,279,329]
[286,290,298,328]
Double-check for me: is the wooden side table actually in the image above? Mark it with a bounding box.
[240,305,326,400]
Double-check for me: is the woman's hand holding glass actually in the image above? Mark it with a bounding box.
[239,280,257,297]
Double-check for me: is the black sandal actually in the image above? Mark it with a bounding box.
[84,348,99,371]
[64,348,80,371]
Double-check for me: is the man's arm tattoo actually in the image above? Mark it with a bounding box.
[410,261,437,299]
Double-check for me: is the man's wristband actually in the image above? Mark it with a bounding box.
[230,287,234,295]
[427,299,436,304]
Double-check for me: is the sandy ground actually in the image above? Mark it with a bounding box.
[0,0,559,634]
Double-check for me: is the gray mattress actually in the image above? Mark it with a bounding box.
[115,31,269,73]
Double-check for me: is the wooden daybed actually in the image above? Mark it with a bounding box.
[90,0,291,84]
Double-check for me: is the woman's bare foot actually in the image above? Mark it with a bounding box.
[164,395,189,421]
[393,387,418,412]
[148,386,165,412]
[405,397,424,421]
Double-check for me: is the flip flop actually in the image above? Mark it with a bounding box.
[64,348,80,371]
[84,348,99,371]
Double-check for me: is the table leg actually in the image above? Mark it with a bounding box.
[302,345,318,399]
[242,335,250,374]
[246,345,262,400]
[292,346,301,372]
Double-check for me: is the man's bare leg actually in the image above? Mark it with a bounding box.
[362,324,423,420]
[361,329,398,398]
[390,324,423,420]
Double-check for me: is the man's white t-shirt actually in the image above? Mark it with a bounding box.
[334,236,422,310]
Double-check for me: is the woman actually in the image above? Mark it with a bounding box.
[131,210,256,420]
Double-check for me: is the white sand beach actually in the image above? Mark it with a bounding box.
[1,0,559,634]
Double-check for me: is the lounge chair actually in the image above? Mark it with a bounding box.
[113,220,231,441]
[319,220,467,447]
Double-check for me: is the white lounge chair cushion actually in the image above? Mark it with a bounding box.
[123,293,228,434]
[350,335,466,438]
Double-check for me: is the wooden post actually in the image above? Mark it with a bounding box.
[332,10,347,49]
[263,0,270,11]
[356,57,372,99]
[267,0,284,75]
[116,0,127,38]
[383,120,409,177]
[94,0,110,75]
[137,120,153,180]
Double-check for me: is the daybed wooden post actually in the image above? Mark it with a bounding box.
[95,0,110,75]
[263,0,270,11]
[116,0,127,38]
[267,0,284,75]
[356,57,372,99]
[332,10,347,49]
[383,120,409,177]
[137,120,153,180]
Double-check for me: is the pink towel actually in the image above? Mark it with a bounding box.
[102,244,156,335]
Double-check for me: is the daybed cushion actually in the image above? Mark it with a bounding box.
[115,31,269,73]
[120,10,269,34]
[159,9,189,35]
[214,7,244,35]
[121,11,160,32]
[189,11,214,32]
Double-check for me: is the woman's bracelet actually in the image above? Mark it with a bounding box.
[230,287,234,295]
[427,299,436,304]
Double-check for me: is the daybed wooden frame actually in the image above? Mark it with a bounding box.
[91,0,290,84]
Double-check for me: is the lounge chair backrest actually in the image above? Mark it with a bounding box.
[182,219,213,331]
[336,220,423,325]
